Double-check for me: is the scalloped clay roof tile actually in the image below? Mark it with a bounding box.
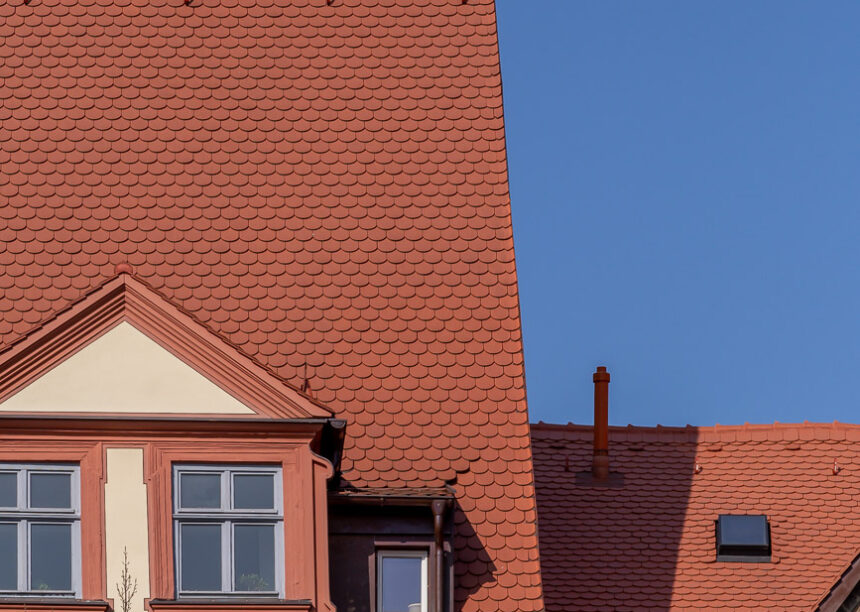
[0,0,542,608]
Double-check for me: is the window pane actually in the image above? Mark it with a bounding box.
[718,514,769,546]
[0,523,16,590]
[0,473,15,508]
[381,555,424,612]
[180,474,221,509]
[233,474,275,510]
[180,524,221,591]
[234,525,275,592]
[30,473,71,509]
[30,524,72,591]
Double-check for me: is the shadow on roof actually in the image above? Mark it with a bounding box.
[532,424,695,611]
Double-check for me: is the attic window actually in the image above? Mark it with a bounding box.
[715,514,771,562]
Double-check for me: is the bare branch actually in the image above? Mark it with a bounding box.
[116,547,139,612]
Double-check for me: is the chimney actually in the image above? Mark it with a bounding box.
[592,366,610,479]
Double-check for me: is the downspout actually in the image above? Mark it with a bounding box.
[431,499,448,612]
[318,418,346,488]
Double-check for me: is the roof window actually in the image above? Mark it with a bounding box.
[715,514,771,562]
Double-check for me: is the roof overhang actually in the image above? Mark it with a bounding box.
[328,486,455,508]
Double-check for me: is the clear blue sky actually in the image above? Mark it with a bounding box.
[497,2,860,427]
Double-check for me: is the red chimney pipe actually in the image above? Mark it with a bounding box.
[592,366,610,479]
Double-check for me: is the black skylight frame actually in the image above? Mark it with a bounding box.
[715,514,771,562]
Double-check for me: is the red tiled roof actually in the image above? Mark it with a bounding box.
[0,0,542,608]
[532,421,860,611]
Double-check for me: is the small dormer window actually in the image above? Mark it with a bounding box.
[716,514,771,562]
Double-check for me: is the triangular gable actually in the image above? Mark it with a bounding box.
[0,273,332,419]
[0,322,254,414]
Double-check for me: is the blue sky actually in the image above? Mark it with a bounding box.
[496,2,860,427]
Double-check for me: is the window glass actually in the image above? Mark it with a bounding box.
[233,474,274,510]
[0,466,80,596]
[381,555,424,612]
[0,523,16,590]
[174,466,282,597]
[718,514,769,546]
[180,474,221,509]
[0,473,15,508]
[234,524,275,591]
[29,473,71,509]
[30,524,72,591]
[180,524,221,591]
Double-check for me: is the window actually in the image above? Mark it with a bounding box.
[0,464,81,597]
[715,514,771,562]
[173,465,283,597]
[377,550,428,612]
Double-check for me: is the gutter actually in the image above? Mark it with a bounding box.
[318,418,347,482]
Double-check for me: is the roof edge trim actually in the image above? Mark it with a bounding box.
[816,547,860,612]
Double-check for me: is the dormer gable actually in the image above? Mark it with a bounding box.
[0,273,332,420]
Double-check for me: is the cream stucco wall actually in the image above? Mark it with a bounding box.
[105,448,151,612]
[0,322,254,414]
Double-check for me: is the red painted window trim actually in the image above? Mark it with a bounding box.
[0,441,105,600]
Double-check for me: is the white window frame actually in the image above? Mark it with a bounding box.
[0,463,81,598]
[376,549,429,612]
[172,465,284,598]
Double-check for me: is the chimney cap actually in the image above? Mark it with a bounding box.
[593,365,610,383]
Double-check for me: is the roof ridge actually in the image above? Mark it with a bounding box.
[531,420,860,443]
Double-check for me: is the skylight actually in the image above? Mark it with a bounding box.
[715,514,771,562]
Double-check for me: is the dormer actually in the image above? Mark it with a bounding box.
[0,272,339,612]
